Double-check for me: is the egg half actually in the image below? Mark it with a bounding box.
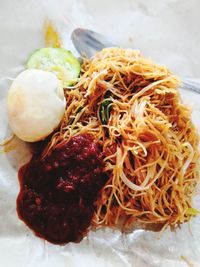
[7,69,66,142]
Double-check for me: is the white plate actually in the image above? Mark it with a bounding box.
[0,1,200,266]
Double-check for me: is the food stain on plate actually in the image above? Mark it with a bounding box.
[44,22,61,48]
[0,135,15,153]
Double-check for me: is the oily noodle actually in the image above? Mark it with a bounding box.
[44,47,200,229]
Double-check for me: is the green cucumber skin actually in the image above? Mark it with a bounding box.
[26,48,81,87]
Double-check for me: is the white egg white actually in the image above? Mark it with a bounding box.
[7,69,66,142]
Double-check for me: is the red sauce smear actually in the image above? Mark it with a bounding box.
[17,134,107,244]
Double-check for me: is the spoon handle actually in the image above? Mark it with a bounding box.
[181,79,200,94]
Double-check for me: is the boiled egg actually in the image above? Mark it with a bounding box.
[7,69,66,142]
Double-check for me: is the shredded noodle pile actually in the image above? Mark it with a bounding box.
[45,48,200,229]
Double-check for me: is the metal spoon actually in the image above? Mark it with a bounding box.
[71,28,200,94]
[71,28,116,58]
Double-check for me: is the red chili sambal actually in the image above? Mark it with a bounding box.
[17,134,107,244]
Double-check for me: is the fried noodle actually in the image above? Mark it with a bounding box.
[44,47,200,229]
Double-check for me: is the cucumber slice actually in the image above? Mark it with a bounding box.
[26,48,81,87]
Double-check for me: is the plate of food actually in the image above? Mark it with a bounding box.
[0,0,200,266]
